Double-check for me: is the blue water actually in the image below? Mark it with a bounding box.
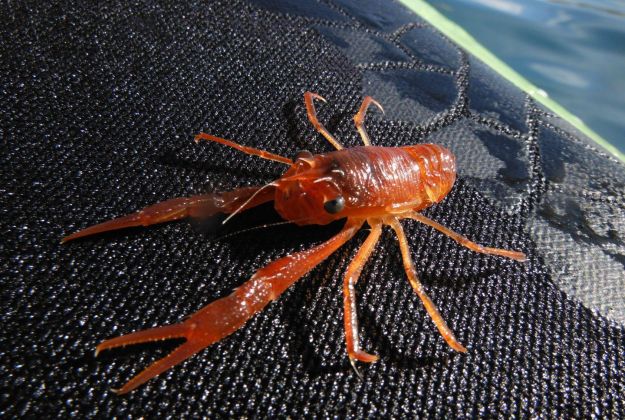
[431,0,625,157]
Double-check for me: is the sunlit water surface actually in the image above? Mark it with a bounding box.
[432,0,625,156]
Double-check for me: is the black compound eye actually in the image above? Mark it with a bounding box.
[323,196,345,214]
[294,150,314,160]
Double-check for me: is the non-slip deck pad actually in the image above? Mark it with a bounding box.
[2,0,624,417]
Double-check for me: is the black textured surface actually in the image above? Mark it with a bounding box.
[2,0,624,417]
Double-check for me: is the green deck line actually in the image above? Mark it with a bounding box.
[398,0,625,163]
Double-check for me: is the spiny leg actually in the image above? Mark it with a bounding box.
[388,217,467,353]
[343,222,382,375]
[62,186,274,242]
[407,212,526,261]
[96,219,362,394]
[194,132,293,165]
[303,91,344,150]
[353,96,384,146]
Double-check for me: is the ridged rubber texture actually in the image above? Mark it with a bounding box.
[2,0,624,417]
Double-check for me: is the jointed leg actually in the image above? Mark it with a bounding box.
[194,132,293,165]
[62,186,275,242]
[343,222,382,372]
[96,219,363,394]
[407,212,526,261]
[388,218,467,353]
[303,91,344,150]
[353,96,384,146]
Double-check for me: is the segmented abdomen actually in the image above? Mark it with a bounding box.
[334,144,456,211]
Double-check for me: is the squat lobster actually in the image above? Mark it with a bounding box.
[63,92,526,394]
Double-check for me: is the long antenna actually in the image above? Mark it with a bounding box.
[222,182,277,225]
[213,220,296,242]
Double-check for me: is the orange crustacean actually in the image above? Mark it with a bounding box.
[64,92,525,394]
